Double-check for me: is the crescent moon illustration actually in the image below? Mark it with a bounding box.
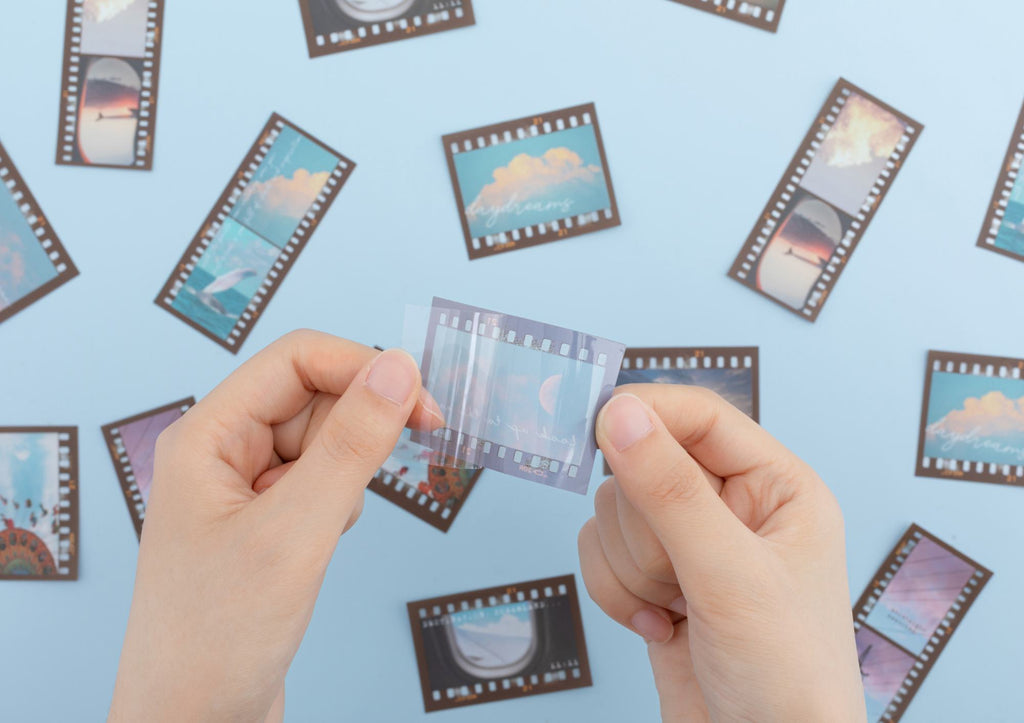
[539,375,562,416]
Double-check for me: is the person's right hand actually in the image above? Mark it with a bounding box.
[578,385,866,722]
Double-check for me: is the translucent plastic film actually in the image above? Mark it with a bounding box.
[404,298,625,495]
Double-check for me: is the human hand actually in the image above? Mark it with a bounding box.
[577,386,866,722]
[108,331,439,723]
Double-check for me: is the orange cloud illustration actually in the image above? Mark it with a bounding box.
[468,147,602,211]
[818,94,905,169]
[239,169,330,220]
[932,390,1024,437]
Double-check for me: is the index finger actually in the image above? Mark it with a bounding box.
[613,383,802,480]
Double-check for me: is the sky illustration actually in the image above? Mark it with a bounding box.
[119,407,185,504]
[856,626,916,722]
[0,185,56,311]
[381,431,435,485]
[453,125,611,238]
[617,366,754,418]
[0,432,61,558]
[924,371,1024,466]
[78,57,141,166]
[231,126,340,248]
[81,0,149,58]
[756,191,847,309]
[800,93,906,217]
[192,218,280,297]
[863,537,976,655]
[449,603,535,672]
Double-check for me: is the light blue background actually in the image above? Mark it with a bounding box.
[1,1,1022,720]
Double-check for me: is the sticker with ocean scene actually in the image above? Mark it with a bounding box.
[977,98,1024,263]
[443,103,620,260]
[155,114,354,352]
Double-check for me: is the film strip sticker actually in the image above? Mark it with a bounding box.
[605,346,759,475]
[369,431,483,533]
[413,298,625,494]
[298,0,474,58]
[55,0,165,170]
[443,103,620,260]
[0,427,79,581]
[976,98,1024,264]
[102,397,194,539]
[407,574,591,712]
[916,350,1024,486]
[155,113,355,352]
[667,0,785,32]
[729,79,922,322]
[0,140,78,326]
[853,524,990,722]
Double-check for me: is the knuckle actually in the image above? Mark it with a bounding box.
[629,454,705,508]
[633,545,675,582]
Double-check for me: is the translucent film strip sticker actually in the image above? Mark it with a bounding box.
[0,427,79,581]
[916,350,1024,486]
[298,0,475,58]
[976,97,1024,264]
[728,78,922,322]
[102,397,194,539]
[853,524,990,722]
[56,0,165,170]
[407,574,592,712]
[0,140,79,327]
[667,0,786,33]
[154,113,355,353]
[443,103,621,260]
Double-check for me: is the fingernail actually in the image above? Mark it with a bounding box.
[667,596,688,616]
[630,609,672,644]
[366,349,417,405]
[600,394,654,452]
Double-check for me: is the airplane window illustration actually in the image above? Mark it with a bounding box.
[444,604,538,679]
[334,0,416,22]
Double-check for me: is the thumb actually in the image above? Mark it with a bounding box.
[597,393,755,603]
[263,348,422,534]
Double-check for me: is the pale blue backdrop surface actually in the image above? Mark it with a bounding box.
[1,1,1022,720]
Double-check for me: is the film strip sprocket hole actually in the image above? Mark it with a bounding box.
[853,525,990,722]
[407,574,591,712]
[298,0,475,58]
[443,103,620,260]
[976,98,1024,264]
[56,0,166,170]
[155,113,355,352]
[0,140,79,326]
[102,397,194,539]
[916,350,1024,486]
[729,78,922,321]
[0,427,79,581]
[668,0,785,33]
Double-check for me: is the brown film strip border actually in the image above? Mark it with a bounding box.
[916,350,1024,486]
[443,102,620,260]
[101,397,194,539]
[853,524,990,722]
[154,113,355,353]
[976,98,1024,264]
[667,0,785,33]
[728,78,922,322]
[0,140,78,326]
[407,574,591,712]
[55,0,165,170]
[0,426,78,581]
[368,464,482,533]
[299,0,475,58]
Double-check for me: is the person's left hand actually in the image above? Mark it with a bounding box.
[108,331,439,723]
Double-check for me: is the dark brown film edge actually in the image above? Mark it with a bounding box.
[0,426,78,581]
[101,397,195,539]
[603,346,759,475]
[367,466,483,533]
[667,0,785,33]
[852,524,991,723]
[54,0,166,171]
[975,98,1024,264]
[915,350,1024,487]
[727,78,923,322]
[153,112,356,353]
[0,141,79,326]
[298,0,476,59]
[407,574,592,712]
[442,102,621,261]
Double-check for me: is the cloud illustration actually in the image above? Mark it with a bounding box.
[818,94,905,169]
[454,612,532,639]
[930,390,1024,437]
[467,147,603,214]
[84,0,139,22]
[239,168,330,220]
